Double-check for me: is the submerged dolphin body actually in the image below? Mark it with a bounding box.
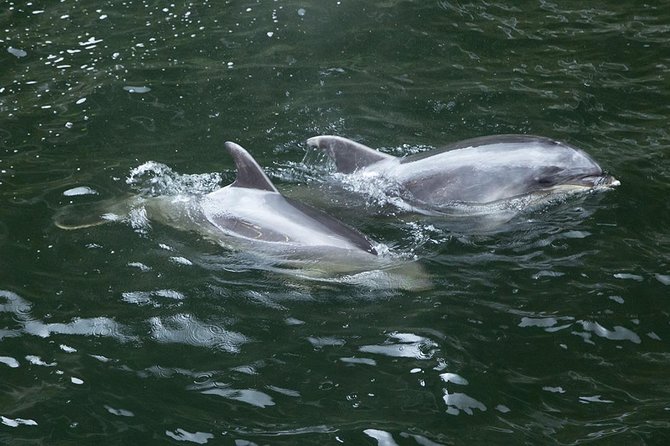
[307,134,620,215]
[56,142,428,288]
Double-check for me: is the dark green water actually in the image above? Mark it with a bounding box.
[2,1,670,444]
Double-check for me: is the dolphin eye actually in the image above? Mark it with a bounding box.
[536,166,562,186]
[537,176,555,185]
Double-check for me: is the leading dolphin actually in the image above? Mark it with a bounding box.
[307,134,619,215]
[55,142,428,288]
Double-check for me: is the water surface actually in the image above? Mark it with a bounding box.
[2,1,670,444]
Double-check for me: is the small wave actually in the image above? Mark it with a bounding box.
[148,313,248,353]
[23,317,136,342]
[165,429,214,444]
[443,391,487,416]
[359,331,438,360]
[122,289,185,307]
[192,382,276,408]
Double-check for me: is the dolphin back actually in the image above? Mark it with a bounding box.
[283,196,378,255]
[307,135,395,173]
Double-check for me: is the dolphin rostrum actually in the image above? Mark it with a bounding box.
[307,134,620,215]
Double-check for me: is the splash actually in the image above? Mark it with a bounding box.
[126,161,222,196]
[333,170,404,210]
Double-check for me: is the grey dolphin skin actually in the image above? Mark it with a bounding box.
[203,141,379,255]
[307,134,620,215]
[57,142,376,255]
[55,142,430,289]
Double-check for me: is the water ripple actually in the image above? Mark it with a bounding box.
[193,382,275,408]
[359,332,438,360]
[148,313,248,353]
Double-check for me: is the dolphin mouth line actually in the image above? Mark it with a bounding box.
[551,174,620,190]
[537,175,619,197]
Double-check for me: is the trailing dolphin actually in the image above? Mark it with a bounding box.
[55,142,429,289]
[307,134,619,216]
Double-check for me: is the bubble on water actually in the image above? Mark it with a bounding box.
[123,85,151,94]
[63,186,98,196]
[7,47,27,58]
[297,8,306,16]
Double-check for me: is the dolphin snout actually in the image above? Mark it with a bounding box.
[576,174,620,189]
[597,175,620,188]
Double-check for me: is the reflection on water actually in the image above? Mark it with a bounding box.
[0,290,132,342]
[148,313,247,353]
[193,382,276,408]
[359,332,438,360]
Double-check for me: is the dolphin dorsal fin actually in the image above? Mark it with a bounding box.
[224,141,278,192]
[306,135,395,173]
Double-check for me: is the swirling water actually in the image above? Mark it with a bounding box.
[1,1,670,444]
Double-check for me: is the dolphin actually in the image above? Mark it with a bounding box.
[306,134,620,215]
[55,142,429,288]
[57,142,377,254]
